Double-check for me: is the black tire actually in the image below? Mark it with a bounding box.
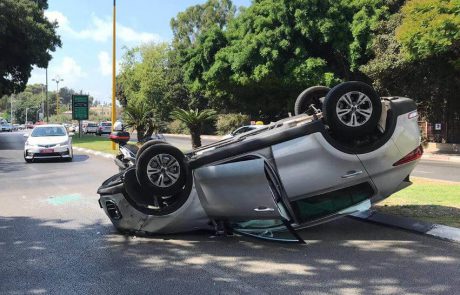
[135,140,165,161]
[136,143,189,196]
[294,86,330,115]
[322,81,382,139]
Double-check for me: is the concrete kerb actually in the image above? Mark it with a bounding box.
[421,153,460,163]
[352,210,460,243]
[73,146,115,159]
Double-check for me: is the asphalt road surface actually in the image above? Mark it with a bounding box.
[1,132,459,294]
[412,159,460,182]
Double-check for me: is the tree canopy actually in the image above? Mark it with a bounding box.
[0,0,61,97]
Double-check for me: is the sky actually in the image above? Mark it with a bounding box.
[28,0,251,104]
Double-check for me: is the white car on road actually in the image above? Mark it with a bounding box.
[24,124,73,163]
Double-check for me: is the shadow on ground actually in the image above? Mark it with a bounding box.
[0,216,459,294]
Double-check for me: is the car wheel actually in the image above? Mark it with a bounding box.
[136,143,190,196]
[294,86,330,116]
[24,156,32,163]
[135,140,165,161]
[322,81,382,139]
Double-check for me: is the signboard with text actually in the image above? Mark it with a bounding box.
[72,95,89,121]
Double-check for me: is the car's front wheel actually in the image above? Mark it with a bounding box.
[136,143,190,196]
[322,81,382,140]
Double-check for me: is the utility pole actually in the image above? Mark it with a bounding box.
[52,76,63,117]
[111,0,117,150]
[10,94,13,124]
[46,67,49,122]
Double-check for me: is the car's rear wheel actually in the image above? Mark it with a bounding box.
[294,86,330,116]
[136,143,190,196]
[135,140,165,161]
[322,81,382,139]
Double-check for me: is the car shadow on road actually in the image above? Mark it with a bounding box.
[0,156,24,173]
[0,215,459,294]
[30,154,89,164]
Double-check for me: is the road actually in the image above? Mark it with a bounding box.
[1,132,459,294]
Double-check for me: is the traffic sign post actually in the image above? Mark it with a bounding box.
[72,95,89,138]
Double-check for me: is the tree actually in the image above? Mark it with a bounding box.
[362,0,460,142]
[117,43,171,139]
[123,98,163,142]
[0,0,61,96]
[170,108,217,148]
[180,0,390,120]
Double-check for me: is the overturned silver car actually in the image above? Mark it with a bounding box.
[98,82,422,242]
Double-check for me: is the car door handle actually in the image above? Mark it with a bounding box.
[254,207,275,212]
[342,170,363,178]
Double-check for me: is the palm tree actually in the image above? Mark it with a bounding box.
[123,101,162,142]
[171,108,217,148]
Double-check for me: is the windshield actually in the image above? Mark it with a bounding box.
[88,123,97,127]
[31,126,66,137]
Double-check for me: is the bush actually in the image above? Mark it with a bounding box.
[216,113,250,135]
[167,119,189,134]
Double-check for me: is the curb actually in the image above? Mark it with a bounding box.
[73,147,115,159]
[351,210,460,243]
[421,154,460,163]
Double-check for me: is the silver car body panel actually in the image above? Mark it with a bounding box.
[272,133,370,201]
[357,112,420,202]
[194,158,282,219]
[100,187,211,234]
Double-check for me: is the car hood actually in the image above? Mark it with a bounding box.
[27,136,69,145]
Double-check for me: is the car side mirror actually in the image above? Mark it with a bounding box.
[23,133,29,138]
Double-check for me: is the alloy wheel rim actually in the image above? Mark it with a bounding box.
[146,153,181,188]
[336,91,373,127]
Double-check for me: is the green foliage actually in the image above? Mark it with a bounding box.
[123,98,164,141]
[170,108,217,148]
[215,113,250,135]
[396,0,460,62]
[362,1,460,142]
[0,0,61,96]
[167,119,190,135]
[177,0,391,119]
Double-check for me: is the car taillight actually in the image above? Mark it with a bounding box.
[393,145,423,166]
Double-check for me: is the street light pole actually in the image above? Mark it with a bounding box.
[52,76,63,117]
[10,94,13,124]
[111,0,117,150]
[45,67,49,122]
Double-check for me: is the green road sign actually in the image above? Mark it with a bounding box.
[72,95,89,120]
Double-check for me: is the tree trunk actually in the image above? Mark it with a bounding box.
[190,127,202,149]
[136,127,145,142]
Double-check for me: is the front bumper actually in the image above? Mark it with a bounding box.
[25,145,72,159]
[98,173,211,234]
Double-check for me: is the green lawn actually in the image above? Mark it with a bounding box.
[375,177,460,228]
[72,135,119,155]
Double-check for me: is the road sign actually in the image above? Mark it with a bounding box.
[435,123,441,130]
[72,95,89,121]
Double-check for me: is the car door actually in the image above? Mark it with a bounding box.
[271,133,373,224]
[193,157,286,221]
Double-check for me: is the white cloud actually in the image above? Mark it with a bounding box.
[57,57,86,79]
[98,51,112,76]
[45,10,161,44]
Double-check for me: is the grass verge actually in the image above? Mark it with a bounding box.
[72,135,118,155]
[375,177,460,228]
